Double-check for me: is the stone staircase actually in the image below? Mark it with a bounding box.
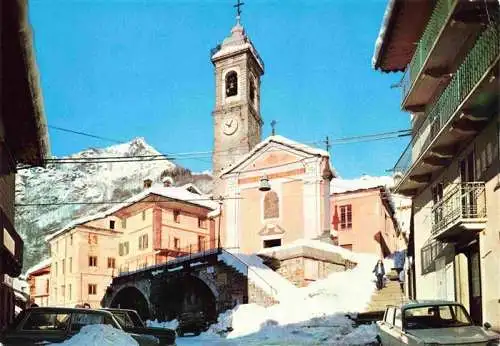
[366,273,408,313]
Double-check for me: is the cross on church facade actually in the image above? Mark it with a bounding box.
[234,0,244,18]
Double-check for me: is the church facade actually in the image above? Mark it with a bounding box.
[210,17,336,254]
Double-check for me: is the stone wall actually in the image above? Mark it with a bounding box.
[277,256,348,287]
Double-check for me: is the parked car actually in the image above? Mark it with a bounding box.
[0,307,159,346]
[176,311,208,336]
[102,308,176,346]
[376,300,500,345]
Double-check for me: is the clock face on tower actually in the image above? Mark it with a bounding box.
[223,117,239,136]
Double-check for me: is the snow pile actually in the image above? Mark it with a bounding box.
[52,325,138,346]
[147,319,179,330]
[219,250,298,301]
[199,252,380,344]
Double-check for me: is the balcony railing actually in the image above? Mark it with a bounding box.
[394,19,500,181]
[402,0,458,102]
[431,182,486,236]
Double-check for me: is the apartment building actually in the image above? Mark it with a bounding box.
[1,0,50,329]
[26,259,51,307]
[331,177,409,258]
[43,181,219,307]
[374,0,499,328]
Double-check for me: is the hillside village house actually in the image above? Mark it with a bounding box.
[374,0,500,328]
[26,259,51,307]
[331,176,410,258]
[1,0,50,330]
[42,181,219,308]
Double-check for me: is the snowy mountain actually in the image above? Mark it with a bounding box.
[15,138,213,270]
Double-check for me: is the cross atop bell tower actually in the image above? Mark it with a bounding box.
[211,3,265,194]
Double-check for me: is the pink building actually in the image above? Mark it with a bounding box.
[331,177,408,258]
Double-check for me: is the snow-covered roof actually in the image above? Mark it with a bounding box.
[259,238,357,263]
[211,20,264,72]
[372,0,397,69]
[25,258,51,276]
[331,175,394,194]
[45,184,219,242]
[221,135,333,177]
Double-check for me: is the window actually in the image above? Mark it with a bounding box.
[45,280,49,294]
[88,256,97,267]
[70,313,114,333]
[173,210,180,223]
[403,305,472,330]
[54,287,57,299]
[225,71,238,97]
[107,257,116,269]
[198,217,207,229]
[249,79,255,103]
[109,220,115,229]
[174,238,180,250]
[264,191,279,219]
[61,285,65,298]
[55,262,58,276]
[88,284,97,295]
[431,183,444,225]
[88,233,98,245]
[62,259,65,274]
[121,218,127,229]
[68,284,72,300]
[22,313,70,331]
[142,210,146,221]
[340,205,352,229]
[138,234,148,250]
[394,309,402,328]
[263,239,281,248]
[119,242,130,256]
[69,257,72,273]
[385,307,395,325]
[198,236,205,251]
[70,234,73,245]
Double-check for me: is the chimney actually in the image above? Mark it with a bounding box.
[143,179,152,189]
[162,176,173,187]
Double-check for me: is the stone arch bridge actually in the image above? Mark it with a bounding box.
[101,249,276,323]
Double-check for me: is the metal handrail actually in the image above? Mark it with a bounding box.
[393,18,500,182]
[431,182,487,235]
[220,248,278,297]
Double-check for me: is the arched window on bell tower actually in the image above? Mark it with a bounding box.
[249,79,256,103]
[225,71,238,97]
[264,191,279,219]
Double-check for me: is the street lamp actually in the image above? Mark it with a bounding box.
[259,175,271,192]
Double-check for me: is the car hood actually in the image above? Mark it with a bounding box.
[407,326,497,344]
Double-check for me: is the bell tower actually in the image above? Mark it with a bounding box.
[211,8,264,193]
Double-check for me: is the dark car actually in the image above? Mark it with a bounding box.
[0,307,159,346]
[176,311,208,336]
[102,308,176,346]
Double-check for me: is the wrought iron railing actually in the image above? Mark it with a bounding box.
[402,0,458,102]
[393,18,500,181]
[431,182,487,235]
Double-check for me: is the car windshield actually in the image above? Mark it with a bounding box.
[112,311,135,328]
[404,304,473,330]
[127,311,145,328]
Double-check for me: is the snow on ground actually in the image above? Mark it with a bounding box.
[171,252,381,345]
[51,325,138,346]
[147,319,179,330]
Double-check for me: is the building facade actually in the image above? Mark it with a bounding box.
[1,0,50,329]
[26,259,51,307]
[220,135,335,254]
[331,185,408,258]
[374,0,499,328]
[43,183,219,307]
[211,16,265,195]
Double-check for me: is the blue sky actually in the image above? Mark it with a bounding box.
[30,0,409,178]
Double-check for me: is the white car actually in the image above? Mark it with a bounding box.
[376,300,499,345]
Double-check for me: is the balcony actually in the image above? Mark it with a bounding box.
[431,182,487,241]
[393,18,499,194]
[401,0,495,110]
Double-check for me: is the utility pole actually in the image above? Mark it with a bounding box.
[217,195,223,249]
[325,136,331,152]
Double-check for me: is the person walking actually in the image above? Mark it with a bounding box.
[399,269,405,293]
[373,260,385,290]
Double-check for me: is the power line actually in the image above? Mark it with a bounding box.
[48,125,125,144]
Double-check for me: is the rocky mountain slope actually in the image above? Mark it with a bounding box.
[15,138,213,270]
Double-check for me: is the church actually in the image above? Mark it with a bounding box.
[210,12,337,254]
